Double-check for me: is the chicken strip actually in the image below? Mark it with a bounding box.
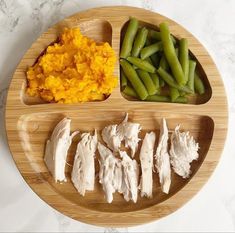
[98,143,122,203]
[118,113,141,157]
[71,131,97,196]
[44,118,78,182]
[170,125,199,178]
[113,159,123,194]
[155,118,171,194]
[102,124,122,152]
[120,151,139,203]
[139,132,156,198]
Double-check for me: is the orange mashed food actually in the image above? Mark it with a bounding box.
[26,28,117,103]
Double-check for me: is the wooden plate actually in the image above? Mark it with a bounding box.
[5,6,228,227]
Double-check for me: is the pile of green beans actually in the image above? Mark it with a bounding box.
[120,18,206,103]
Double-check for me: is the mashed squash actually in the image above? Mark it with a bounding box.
[26,28,117,103]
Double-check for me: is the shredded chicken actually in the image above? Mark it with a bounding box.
[170,125,199,178]
[71,131,97,196]
[45,114,200,203]
[155,118,171,194]
[101,113,141,157]
[139,132,156,198]
[98,143,122,203]
[120,151,139,203]
[113,159,123,194]
[101,124,122,152]
[118,113,141,157]
[44,118,78,182]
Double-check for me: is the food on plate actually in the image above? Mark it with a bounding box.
[159,22,186,85]
[188,60,196,92]
[101,124,122,152]
[140,41,162,60]
[194,72,205,94]
[113,158,123,194]
[120,18,139,58]
[71,131,97,196]
[44,118,79,182]
[155,118,171,194]
[146,94,170,102]
[120,59,148,100]
[120,151,139,203]
[45,115,199,203]
[120,69,128,88]
[122,85,138,98]
[139,132,156,198]
[26,28,117,103]
[131,27,148,57]
[101,113,141,157]
[170,125,199,178]
[169,87,180,102]
[118,113,141,157]
[136,69,157,95]
[120,18,206,103]
[149,29,176,44]
[98,143,122,203]
[127,57,156,73]
[149,73,160,91]
[179,38,189,80]
[159,54,169,71]
[157,67,192,93]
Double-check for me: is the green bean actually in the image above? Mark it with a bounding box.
[140,42,162,59]
[144,57,153,64]
[149,29,177,44]
[194,72,205,95]
[159,78,165,87]
[170,87,180,102]
[171,36,177,45]
[160,47,181,70]
[159,22,186,85]
[150,53,160,67]
[149,30,161,40]
[150,73,160,90]
[175,47,179,57]
[131,27,148,57]
[146,38,161,66]
[122,85,138,98]
[144,57,160,89]
[145,37,151,46]
[179,91,186,96]
[188,60,196,92]
[120,59,148,100]
[137,69,157,95]
[159,54,169,71]
[146,95,170,102]
[174,96,188,103]
[157,67,193,93]
[120,18,139,58]
[145,39,161,67]
[144,57,160,81]
[147,94,187,103]
[120,69,127,88]
[179,38,189,82]
[145,40,161,66]
[127,57,156,73]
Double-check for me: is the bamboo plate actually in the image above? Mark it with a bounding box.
[5,6,228,227]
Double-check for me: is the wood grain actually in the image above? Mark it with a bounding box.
[5,6,227,227]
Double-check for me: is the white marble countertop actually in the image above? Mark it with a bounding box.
[0,0,235,232]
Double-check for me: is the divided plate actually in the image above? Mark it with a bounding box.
[5,6,228,227]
